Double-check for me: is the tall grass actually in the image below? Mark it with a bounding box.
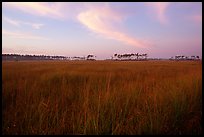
[2,60,202,135]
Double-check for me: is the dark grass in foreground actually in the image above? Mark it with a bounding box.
[2,61,202,135]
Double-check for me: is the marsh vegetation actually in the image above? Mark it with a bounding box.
[2,61,202,135]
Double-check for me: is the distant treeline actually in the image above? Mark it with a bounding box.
[2,54,96,61]
[2,53,201,61]
[169,55,200,60]
[111,53,148,61]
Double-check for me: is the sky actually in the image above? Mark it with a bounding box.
[2,2,202,59]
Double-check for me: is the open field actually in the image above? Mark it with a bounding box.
[2,60,202,135]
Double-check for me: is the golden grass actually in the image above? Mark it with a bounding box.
[2,60,202,135]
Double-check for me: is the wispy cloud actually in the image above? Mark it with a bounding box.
[3,2,65,19]
[2,29,48,40]
[146,2,170,24]
[3,2,150,48]
[3,16,44,29]
[77,5,149,48]
[184,14,202,25]
[3,16,20,26]
[192,14,202,24]
[32,24,44,29]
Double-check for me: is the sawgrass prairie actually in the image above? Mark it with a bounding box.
[2,60,202,135]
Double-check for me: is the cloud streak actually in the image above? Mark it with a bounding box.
[192,15,202,24]
[146,2,170,24]
[3,16,44,29]
[3,16,20,26]
[77,5,149,48]
[2,29,48,40]
[3,2,150,48]
[3,2,64,19]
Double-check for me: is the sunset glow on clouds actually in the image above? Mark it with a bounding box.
[146,2,170,24]
[2,29,48,40]
[192,15,202,23]
[77,5,149,48]
[3,16,44,29]
[4,2,65,19]
[2,2,202,59]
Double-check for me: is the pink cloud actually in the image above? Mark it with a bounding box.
[146,2,170,24]
[3,2,65,19]
[3,16,44,29]
[3,16,20,26]
[3,2,151,48]
[185,14,202,25]
[77,5,149,48]
[2,29,48,40]
[192,15,202,24]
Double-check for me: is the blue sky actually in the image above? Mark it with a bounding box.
[2,2,202,59]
